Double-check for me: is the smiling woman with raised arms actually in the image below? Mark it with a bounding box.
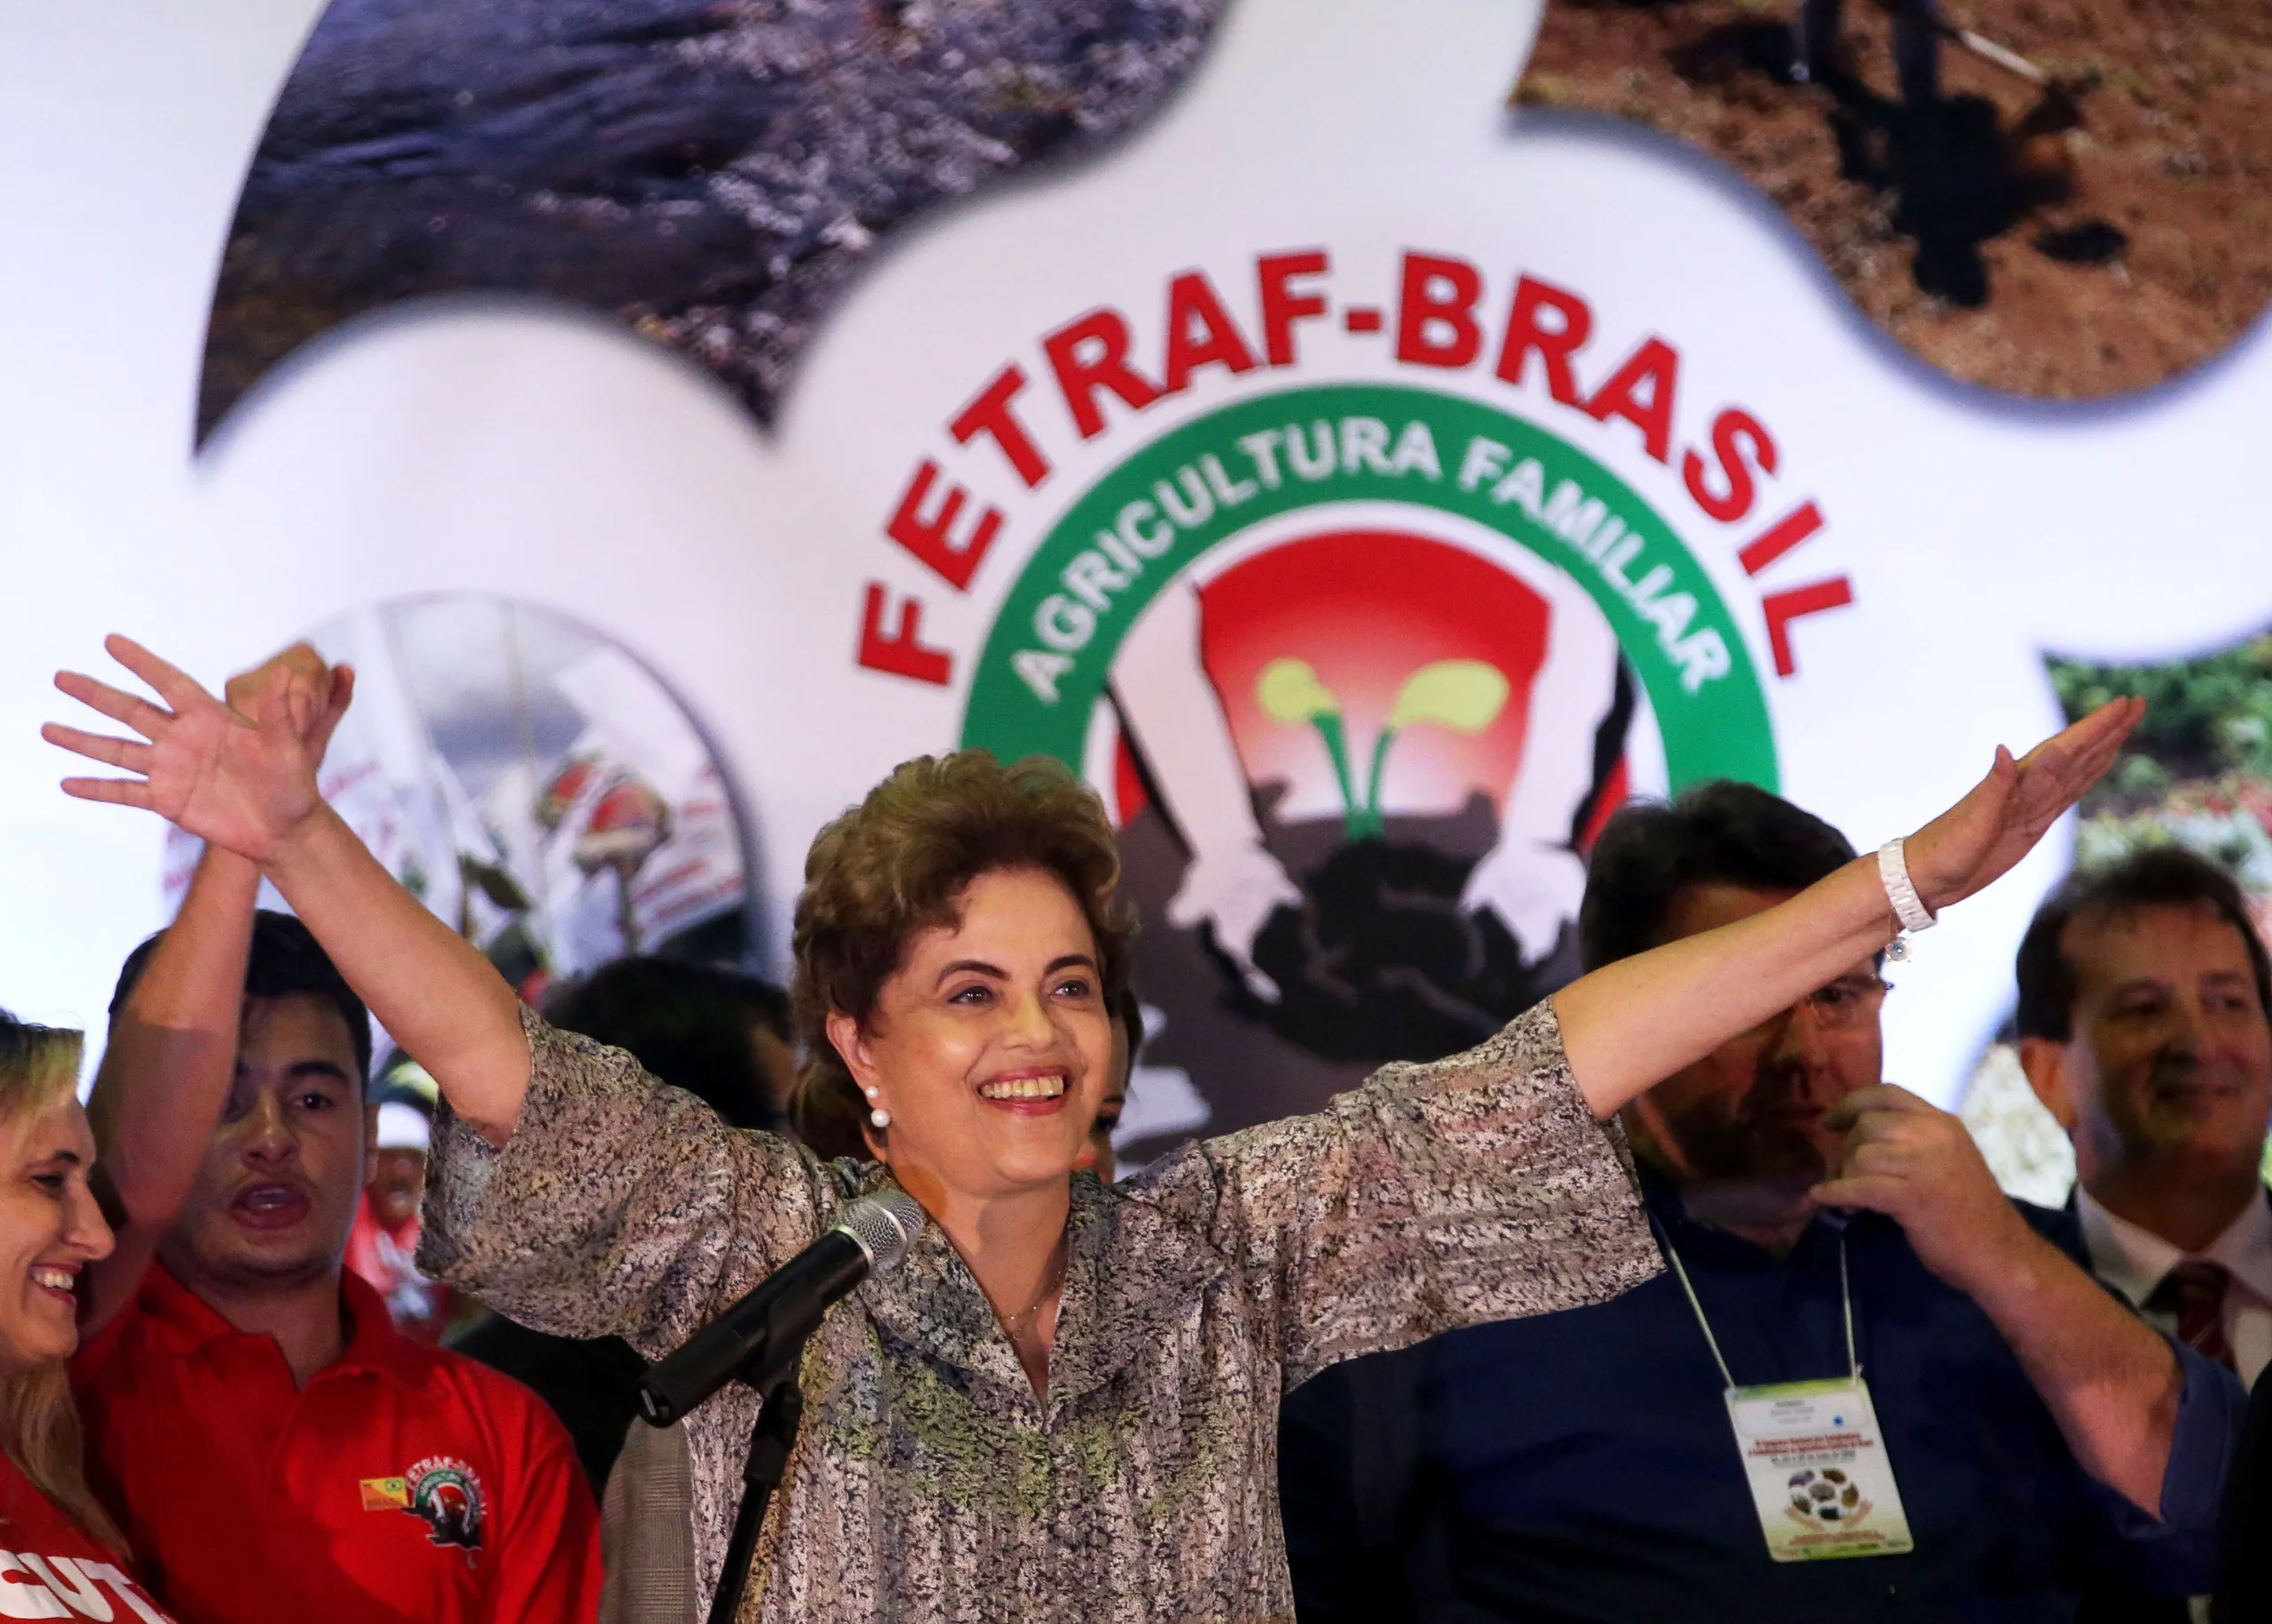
[43,635,2140,1622]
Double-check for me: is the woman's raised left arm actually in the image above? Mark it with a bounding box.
[1160,700,2140,1387]
[1164,997,1661,1390]
[1553,698,2140,1118]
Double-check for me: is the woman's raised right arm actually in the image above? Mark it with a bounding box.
[45,635,533,1141]
[265,803,533,1139]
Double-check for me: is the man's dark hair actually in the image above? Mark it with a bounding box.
[542,957,787,1131]
[2015,845,2272,1043]
[109,910,373,1085]
[1579,781,1858,972]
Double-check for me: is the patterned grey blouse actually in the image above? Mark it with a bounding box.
[422,1000,1661,1622]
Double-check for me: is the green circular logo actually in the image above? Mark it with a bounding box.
[960,382,1777,792]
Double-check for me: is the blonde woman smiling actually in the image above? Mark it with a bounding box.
[0,1013,171,1620]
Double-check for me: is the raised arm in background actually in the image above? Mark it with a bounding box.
[78,648,351,1336]
[81,845,260,1336]
[45,635,2139,1136]
[46,637,531,1146]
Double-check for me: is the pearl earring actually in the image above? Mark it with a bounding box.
[870,1107,891,1129]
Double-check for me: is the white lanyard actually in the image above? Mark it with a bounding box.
[1653,1214,1915,1560]
[1653,1214,1859,1391]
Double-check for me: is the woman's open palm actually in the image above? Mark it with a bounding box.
[43,635,352,862]
[1904,696,2143,911]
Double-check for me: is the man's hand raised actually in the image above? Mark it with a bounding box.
[223,642,354,761]
[1815,1083,2190,1518]
[1811,1084,2037,1296]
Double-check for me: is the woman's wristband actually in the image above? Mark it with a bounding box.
[1876,839,1937,959]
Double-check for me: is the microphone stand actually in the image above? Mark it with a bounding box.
[644,1192,925,1621]
[706,1357,808,1624]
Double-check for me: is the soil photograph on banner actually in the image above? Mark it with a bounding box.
[1517,0,2272,399]
[2053,630,2272,935]
[197,0,1224,441]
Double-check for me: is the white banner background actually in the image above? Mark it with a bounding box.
[4,0,2267,1113]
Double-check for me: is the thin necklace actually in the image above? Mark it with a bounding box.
[999,1236,1069,1344]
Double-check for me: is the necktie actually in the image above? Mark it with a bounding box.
[2146,1258,2237,1374]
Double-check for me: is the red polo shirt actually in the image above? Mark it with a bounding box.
[72,1265,600,1624]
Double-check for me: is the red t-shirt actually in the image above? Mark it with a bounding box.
[0,1453,173,1621]
[72,1265,600,1624]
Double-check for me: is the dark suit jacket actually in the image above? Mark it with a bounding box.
[2060,1186,2272,1624]
[2205,1189,2272,1622]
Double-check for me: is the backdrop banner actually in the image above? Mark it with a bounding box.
[5,0,2269,1161]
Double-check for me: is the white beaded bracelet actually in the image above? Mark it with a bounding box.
[1876,838,1937,960]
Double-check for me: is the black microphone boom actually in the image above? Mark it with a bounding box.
[637,1189,924,1427]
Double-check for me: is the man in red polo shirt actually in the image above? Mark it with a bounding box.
[72,650,601,1623]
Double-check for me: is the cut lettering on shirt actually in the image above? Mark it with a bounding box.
[0,1553,174,1622]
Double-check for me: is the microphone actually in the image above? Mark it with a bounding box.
[637,1188,925,1426]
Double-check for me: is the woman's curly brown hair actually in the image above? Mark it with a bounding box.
[788,751,1136,1157]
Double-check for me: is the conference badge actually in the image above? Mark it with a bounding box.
[1724,1376,1914,1562]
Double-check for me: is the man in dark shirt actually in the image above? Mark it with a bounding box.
[1280,782,2244,1623]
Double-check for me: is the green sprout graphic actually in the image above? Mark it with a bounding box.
[1258,657,1511,840]
[1258,658,1362,833]
[1362,659,1511,837]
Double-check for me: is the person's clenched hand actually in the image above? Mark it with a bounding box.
[223,642,353,761]
[1811,1084,2033,1295]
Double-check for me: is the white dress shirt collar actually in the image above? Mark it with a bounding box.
[2076,1181,2272,1310]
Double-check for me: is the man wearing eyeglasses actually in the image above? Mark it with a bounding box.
[1279,782,2243,1624]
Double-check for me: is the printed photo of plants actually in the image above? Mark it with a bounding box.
[2053,635,2272,932]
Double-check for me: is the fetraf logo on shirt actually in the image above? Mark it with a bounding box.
[362,1456,485,1557]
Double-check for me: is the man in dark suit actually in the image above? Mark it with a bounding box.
[2016,847,2272,1391]
[2008,847,2272,1618]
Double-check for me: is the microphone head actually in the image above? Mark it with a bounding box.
[834,1188,926,1273]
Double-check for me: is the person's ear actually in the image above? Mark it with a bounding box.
[2016,1037,2079,1132]
[363,1101,382,1189]
[828,1012,895,1162]
[826,1012,879,1092]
